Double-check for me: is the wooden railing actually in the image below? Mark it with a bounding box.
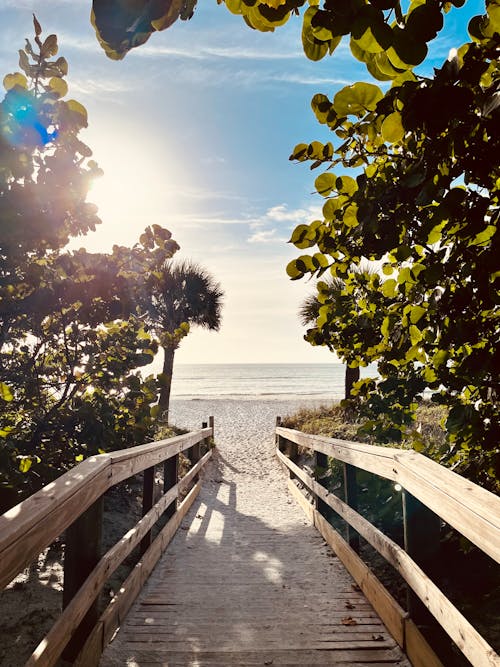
[275,421,500,667]
[0,417,215,667]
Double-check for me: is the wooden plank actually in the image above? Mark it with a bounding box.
[314,511,406,650]
[76,482,201,666]
[283,451,500,667]
[0,456,110,591]
[141,466,155,555]
[287,479,314,523]
[100,647,409,664]
[73,621,103,667]
[0,429,210,591]
[277,427,500,563]
[405,618,444,667]
[62,496,103,662]
[25,455,210,667]
[108,429,211,485]
[277,427,399,480]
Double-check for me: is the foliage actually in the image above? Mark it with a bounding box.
[299,271,376,399]
[141,260,224,418]
[90,0,490,76]
[0,20,180,502]
[86,1,499,488]
[287,28,500,488]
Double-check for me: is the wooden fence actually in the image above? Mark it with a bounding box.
[276,421,500,667]
[0,417,215,666]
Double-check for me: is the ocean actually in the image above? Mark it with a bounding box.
[170,363,378,400]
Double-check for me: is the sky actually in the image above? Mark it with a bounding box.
[0,0,484,366]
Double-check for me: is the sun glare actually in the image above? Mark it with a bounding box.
[77,129,178,254]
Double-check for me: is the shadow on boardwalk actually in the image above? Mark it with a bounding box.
[101,450,409,666]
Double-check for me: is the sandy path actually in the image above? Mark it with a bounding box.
[101,399,408,666]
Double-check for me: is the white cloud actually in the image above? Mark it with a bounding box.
[69,77,131,96]
[248,229,279,243]
[135,44,303,61]
[246,203,321,244]
[266,203,322,223]
[271,74,351,86]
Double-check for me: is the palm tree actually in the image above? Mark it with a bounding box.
[147,260,224,421]
[299,275,360,400]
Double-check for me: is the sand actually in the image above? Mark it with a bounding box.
[0,397,333,667]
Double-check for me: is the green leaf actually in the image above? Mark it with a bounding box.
[468,225,496,247]
[381,112,405,143]
[286,260,303,280]
[333,82,383,117]
[0,382,13,402]
[315,173,336,196]
[19,457,32,473]
[410,305,426,324]
[66,99,88,126]
[302,8,329,62]
[3,72,28,91]
[381,279,397,298]
[336,175,358,195]
[75,454,84,462]
[151,404,161,418]
[48,76,68,98]
[427,222,446,245]
[409,325,423,345]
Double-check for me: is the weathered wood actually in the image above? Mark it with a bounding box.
[279,448,500,667]
[343,462,360,553]
[76,481,202,666]
[141,466,155,555]
[287,479,406,650]
[287,479,314,523]
[25,453,212,667]
[108,428,211,486]
[314,450,329,518]
[62,496,103,663]
[163,454,178,520]
[276,426,500,564]
[404,618,444,667]
[0,428,211,591]
[0,456,109,591]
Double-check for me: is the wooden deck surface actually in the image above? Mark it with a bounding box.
[100,441,410,667]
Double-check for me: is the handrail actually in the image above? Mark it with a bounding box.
[0,420,215,666]
[276,426,500,667]
[0,427,211,590]
[276,426,500,563]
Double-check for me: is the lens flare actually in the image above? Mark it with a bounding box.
[2,89,58,148]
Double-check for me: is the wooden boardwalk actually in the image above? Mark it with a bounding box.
[100,447,410,666]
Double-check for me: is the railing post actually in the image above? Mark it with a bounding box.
[276,416,286,456]
[403,490,440,622]
[163,454,179,520]
[209,415,215,451]
[140,465,155,555]
[276,418,298,477]
[62,496,103,662]
[343,463,360,553]
[314,451,329,518]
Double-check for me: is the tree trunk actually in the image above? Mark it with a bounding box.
[345,365,360,400]
[158,345,175,422]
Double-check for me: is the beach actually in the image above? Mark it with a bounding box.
[0,396,333,666]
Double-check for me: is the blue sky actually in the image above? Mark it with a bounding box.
[0,0,484,366]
